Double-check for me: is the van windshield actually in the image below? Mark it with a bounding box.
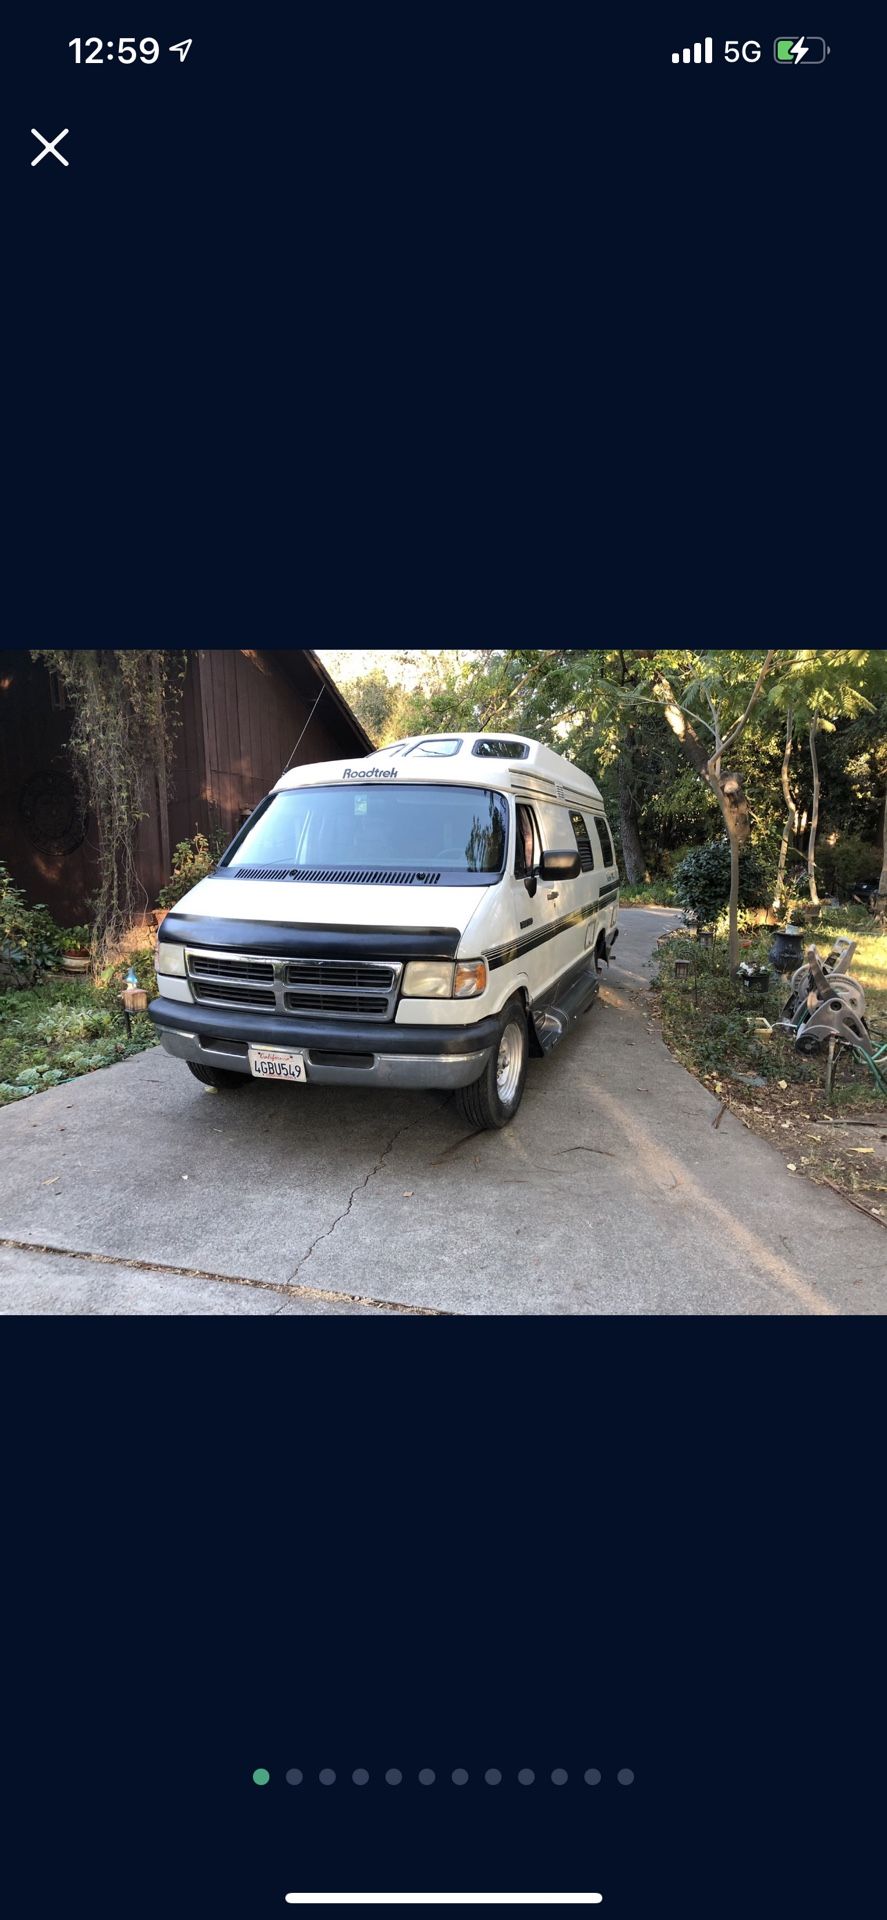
[227,784,509,879]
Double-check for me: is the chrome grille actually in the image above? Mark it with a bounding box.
[285,959,397,992]
[190,955,274,983]
[284,991,390,1016]
[186,949,402,1022]
[191,980,276,1009]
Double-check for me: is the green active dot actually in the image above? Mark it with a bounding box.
[252,1767,270,1786]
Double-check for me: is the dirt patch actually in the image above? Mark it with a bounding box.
[708,1081,887,1222]
[645,924,887,1226]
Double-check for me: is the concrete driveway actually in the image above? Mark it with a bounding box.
[1,908,884,1314]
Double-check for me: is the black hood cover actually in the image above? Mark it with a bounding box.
[161,913,463,962]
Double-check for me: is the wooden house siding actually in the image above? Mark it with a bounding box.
[0,651,100,924]
[0,650,369,923]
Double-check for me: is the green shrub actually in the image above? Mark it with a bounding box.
[674,839,767,929]
[0,973,157,1107]
[33,1003,115,1044]
[158,831,226,909]
[814,905,873,935]
[819,833,882,897]
[0,864,64,988]
[620,879,678,906]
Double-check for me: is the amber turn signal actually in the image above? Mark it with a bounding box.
[453,960,487,998]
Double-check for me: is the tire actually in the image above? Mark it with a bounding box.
[187,1062,247,1090]
[455,997,529,1131]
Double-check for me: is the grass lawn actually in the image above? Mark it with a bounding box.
[653,913,887,1223]
[845,923,887,1009]
[0,964,157,1106]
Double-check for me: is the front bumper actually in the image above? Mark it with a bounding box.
[149,996,496,1090]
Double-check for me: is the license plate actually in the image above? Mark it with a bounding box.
[247,1046,308,1084]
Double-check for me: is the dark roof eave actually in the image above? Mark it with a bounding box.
[303,649,374,754]
[248,648,373,755]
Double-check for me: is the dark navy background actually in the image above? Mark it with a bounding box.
[7,5,884,1917]
[5,1321,882,1916]
[10,9,875,642]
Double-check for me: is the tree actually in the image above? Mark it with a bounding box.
[631,650,779,970]
[337,666,405,746]
[880,784,887,901]
[612,652,649,884]
[773,707,801,912]
[344,647,887,923]
[765,650,879,909]
[807,716,823,907]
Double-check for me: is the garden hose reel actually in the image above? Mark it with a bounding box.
[780,941,874,1060]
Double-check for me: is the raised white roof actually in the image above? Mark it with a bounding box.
[274,733,604,809]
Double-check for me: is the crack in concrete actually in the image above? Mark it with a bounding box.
[0,1235,444,1316]
[554,1145,618,1159]
[287,1121,414,1283]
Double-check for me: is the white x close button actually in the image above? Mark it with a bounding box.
[31,129,69,167]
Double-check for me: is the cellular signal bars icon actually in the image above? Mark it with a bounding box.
[672,38,713,63]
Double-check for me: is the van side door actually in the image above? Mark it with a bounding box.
[587,813,620,948]
[529,801,591,997]
[499,800,557,1007]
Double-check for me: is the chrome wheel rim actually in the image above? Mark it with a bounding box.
[496,1020,524,1106]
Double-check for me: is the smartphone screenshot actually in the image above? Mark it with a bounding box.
[4,13,882,1919]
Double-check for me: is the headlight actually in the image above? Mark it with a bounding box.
[155,941,187,978]
[401,960,488,999]
[454,960,487,998]
[402,961,455,998]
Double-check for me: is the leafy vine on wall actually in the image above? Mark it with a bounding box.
[31,650,186,961]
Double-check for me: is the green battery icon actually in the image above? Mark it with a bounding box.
[774,36,829,63]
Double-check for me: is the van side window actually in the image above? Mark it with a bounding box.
[514,804,537,878]
[597,817,617,868]
[569,811,595,873]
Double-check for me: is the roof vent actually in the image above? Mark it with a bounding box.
[472,738,530,759]
[403,738,463,758]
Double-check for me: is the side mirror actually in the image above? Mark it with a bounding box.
[539,849,581,882]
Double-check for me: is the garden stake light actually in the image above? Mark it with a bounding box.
[120,966,148,1039]
[673,953,699,1007]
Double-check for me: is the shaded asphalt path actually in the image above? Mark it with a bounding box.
[0,909,884,1315]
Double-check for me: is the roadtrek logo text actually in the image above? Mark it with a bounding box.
[342,767,398,779]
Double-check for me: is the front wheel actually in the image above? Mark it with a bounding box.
[455,998,529,1131]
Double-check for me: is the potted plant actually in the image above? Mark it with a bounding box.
[60,924,92,973]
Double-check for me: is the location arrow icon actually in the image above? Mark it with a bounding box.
[169,39,192,62]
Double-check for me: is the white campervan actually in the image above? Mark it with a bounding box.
[149,734,620,1128]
